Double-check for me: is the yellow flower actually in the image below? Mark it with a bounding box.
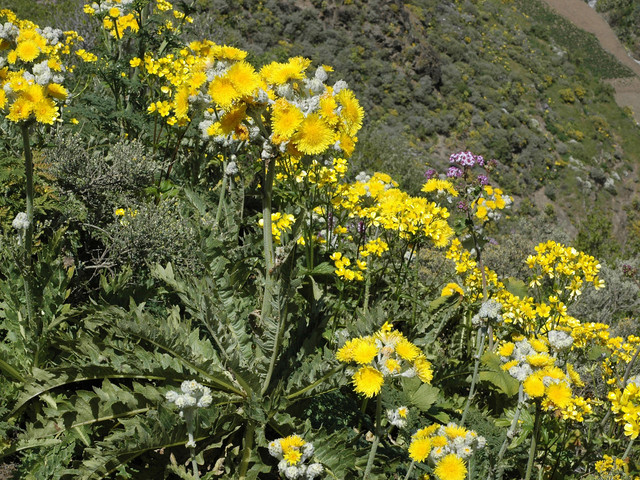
[272,99,303,139]
[46,83,68,100]
[408,437,432,462]
[434,454,467,480]
[395,338,421,361]
[444,424,467,439]
[342,337,378,365]
[208,76,239,108]
[414,355,433,383]
[523,375,545,398]
[336,88,364,136]
[33,97,58,124]
[441,282,464,297]
[15,40,41,62]
[283,449,302,465]
[225,61,260,97]
[498,342,515,357]
[294,113,334,155]
[352,366,384,397]
[545,382,572,408]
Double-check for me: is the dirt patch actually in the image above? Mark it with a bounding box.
[541,0,640,123]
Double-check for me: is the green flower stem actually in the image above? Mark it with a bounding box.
[403,460,415,480]
[363,269,371,314]
[215,158,228,228]
[623,437,635,460]
[524,403,542,480]
[238,421,255,480]
[363,394,382,479]
[493,384,524,480]
[190,445,200,480]
[20,123,35,331]
[461,327,486,426]
[260,160,279,396]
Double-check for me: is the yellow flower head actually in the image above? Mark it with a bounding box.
[352,366,384,398]
[434,454,467,480]
[294,113,335,155]
[408,437,432,462]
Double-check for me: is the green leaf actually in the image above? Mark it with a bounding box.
[409,383,441,411]
[478,352,519,396]
[505,277,528,299]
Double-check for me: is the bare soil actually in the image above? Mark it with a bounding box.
[541,0,640,122]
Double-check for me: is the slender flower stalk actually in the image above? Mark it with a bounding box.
[524,403,542,480]
[461,327,486,426]
[403,461,415,480]
[363,394,382,479]
[20,123,35,329]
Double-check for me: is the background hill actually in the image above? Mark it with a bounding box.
[5,0,640,260]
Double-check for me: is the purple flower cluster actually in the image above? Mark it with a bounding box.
[424,168,437,179]
[449,151,485,167]
[477,174,489,186]
[447,166,463,178]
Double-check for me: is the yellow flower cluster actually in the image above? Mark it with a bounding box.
[329,251,365,281]
[83,0,192,38]
[408,423,485,480]
[334,173,454,246]
[608,380,640,439]
[472,185,510,221]
[267,434,323,478]
[258,212,295,244]
[0,10,79,124]
[601,335,640,385]
[144,42,363,158]
[594,455,632,480]
[421,178,459,198]
[336,322,432,398]
[526,240,605,299]
[499,335,592,421]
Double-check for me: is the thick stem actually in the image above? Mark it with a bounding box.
[363,269,371,314]
[524,404,542,480]
[261,160,276,321]
[260,161,279,396]
[238,422,255,480]
[215,160,228,228]
[20,124,36,333]
[363,394,382,479]
[461,327,486,426]
[190,445,200,480]
[492,384,525,480]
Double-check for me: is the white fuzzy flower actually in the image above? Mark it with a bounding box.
[548,330,573,350]
[268,440,283,458]
[306,463,323,479]
[12,212,30,231]
[332,80,348,93]
[284,465,301,479]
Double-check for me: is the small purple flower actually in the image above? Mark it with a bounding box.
[488,237,498,245]
[357,220,366,236]
[477,174,489,186]
[424,168,437,179]
[457,201,468,211]
[447,166,463,178]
